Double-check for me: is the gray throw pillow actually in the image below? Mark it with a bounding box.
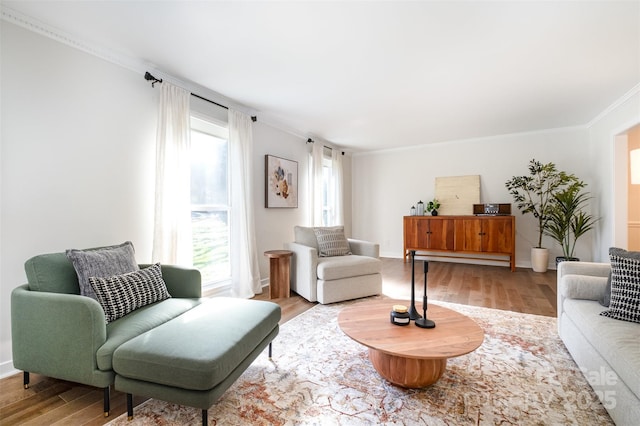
[66,241,139,300]
[314,227,352,257]
[89,263,170,323]
[600,247,640,324]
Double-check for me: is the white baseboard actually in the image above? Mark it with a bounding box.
[379,251,549,271]
[203,278,270,298]
[380,251,403,259]
[0,360,19,380]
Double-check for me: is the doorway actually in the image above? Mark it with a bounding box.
[615,124,640,250]
[628,125,640,250]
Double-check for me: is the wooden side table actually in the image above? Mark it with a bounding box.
[264,250,293,299]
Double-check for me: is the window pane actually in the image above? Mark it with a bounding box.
[191,130,228,206]
[190,121,230,286]
[192,210,230,283]
[322,165,331,226]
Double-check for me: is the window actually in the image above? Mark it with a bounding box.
[190,117,230,286]
[312,145,342,227]
[322,156,333,226]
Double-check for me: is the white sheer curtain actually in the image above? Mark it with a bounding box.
[330,149,345,226]
[152,83,193,266]
[309,142,344,226]
[229,109,261,298]
[309,141,325,226]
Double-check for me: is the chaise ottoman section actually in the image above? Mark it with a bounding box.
[112,297,281,424]
[97,298,205,371]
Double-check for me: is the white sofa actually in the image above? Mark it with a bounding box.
[284,226,382,304]
[557,261,640,425]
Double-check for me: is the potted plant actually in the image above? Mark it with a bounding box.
[544,183,599,264]
[426,199,440,216]
[505,159,579,272]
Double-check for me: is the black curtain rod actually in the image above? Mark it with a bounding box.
[191,92,228,110]
[145,71,256,122]
[306,138,344,155]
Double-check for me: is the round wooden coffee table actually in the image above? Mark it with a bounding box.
[338,299,484,388]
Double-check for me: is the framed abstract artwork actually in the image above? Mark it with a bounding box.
[265,155,298,208]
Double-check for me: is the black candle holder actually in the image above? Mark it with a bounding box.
[415,260,435,329]
[408,250,422,320]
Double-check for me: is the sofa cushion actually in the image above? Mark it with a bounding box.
[317,255,381,281]
[318,273,382,304]
[314,227,352,257]
[96,297,204,371]
[564,298,640,400]
[112,297,281,391]
[561,274,607,301]
[89,263,171,323]
[600,247,640,324]
[25,252,81,294]
[66,241,139,300]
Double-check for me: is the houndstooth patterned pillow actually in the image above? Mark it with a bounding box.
[314,227,352,257]
[89,263,170,323]
[600,247,640,324]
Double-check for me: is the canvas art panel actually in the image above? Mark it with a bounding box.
[265,155,298,208]
[435,175,480,215]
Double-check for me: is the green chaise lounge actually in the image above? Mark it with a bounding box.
[11,249,281,424]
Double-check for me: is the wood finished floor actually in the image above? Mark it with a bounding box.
[0,259,557,425]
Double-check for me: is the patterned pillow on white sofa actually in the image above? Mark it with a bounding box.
[314,227,352,257]
[600,247,640,324]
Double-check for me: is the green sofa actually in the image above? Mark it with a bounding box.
[11,251,281,422]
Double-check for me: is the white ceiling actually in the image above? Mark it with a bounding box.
[3,1,639,152]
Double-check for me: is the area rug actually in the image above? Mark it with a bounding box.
[107,300,612,425]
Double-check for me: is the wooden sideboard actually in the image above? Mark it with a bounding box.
[403,215,516,271]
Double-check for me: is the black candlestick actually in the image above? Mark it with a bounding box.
[415,260,436,329]
[408,250,422,320]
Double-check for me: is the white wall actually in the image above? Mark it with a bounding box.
[253,124,310,275]
[587,90,640,261]
[0,22,346,377]
[1,22,159,376]
[351,127,600,267]
[251,124,354,276]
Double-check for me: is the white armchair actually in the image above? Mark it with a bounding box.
[284,226,382,304]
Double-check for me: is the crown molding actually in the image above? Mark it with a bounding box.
[0,5,345,143]
[2,5,144,74]
[587,82,640,129]
[0,5,259,117]
[352,124,588,158]
[254,113,346,152]
[253,113,310,141]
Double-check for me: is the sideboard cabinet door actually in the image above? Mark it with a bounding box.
[482,217,514,254]
[427,218,455,251]
[454,218,483,252]
[455,217,514,255]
